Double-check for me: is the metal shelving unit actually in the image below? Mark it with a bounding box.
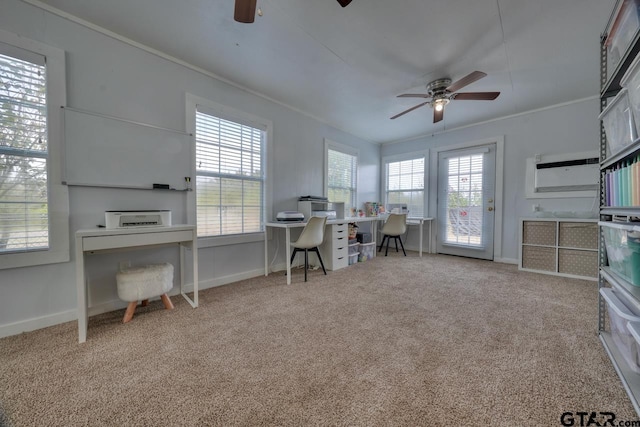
[599,0,640,416]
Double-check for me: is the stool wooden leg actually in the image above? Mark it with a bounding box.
[123,301,137,323]
[141,299,149,307]
[161,293,174,310]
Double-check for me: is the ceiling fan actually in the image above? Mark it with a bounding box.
[390,71,500,123]
[234,0,352,23]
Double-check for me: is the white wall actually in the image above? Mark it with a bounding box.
[381,98,600,263]
[0,0,380,337]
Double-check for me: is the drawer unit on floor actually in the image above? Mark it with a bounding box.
[320,222,349,270]
[519,218,597,280]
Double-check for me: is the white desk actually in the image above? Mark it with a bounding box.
[75,225,198,343]
[265,217,384,285]
[405,217,435,257]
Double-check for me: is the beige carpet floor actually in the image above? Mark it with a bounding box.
[0,253,638,426]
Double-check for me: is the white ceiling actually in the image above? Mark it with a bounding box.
[34,0,614,143]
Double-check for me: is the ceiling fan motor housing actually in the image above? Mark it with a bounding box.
[427,78,452,108]
[426,78,452,97]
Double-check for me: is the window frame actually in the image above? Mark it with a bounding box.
[324,139,359,211]
[185,93,272,248]
[0,30,69,270]
[382,150,429,219]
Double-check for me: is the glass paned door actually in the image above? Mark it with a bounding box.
[437,144,496,260]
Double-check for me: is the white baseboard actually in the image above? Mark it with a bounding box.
[0,309,77,339]
[186,268,266,291]
[0,268,267,340]
[270,262,287,272]
[494,257,518,265]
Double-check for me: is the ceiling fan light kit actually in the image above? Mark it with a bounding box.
[433,99,448,112]
[391,71,500,123]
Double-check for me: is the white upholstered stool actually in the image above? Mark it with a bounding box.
[116,263,175,323]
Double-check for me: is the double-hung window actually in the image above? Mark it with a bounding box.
[194,105,266,239]
[0,31,68,269]
[325,140,358,213]
[384,155,425,218]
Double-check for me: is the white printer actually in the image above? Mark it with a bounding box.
[276,211,305,222]
[105,210,172,228]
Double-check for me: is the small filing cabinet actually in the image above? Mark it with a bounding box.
[320,222,349,270]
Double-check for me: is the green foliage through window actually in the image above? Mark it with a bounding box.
[0,51,49,252]
[195,111,265,237]
[327,148,357,212]
[385,157,424,217]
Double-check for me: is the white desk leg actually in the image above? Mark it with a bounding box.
[180,239,199,308]
[371,221,377,258]
[180,243,185,294]
[264,229,269,276]
[192,239,198,307]
[419,220,423,257]
[75,237,87,343]
[429,220,433,254]
[285,227,291,285]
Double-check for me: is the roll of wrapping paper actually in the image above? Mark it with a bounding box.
[620,163,629,206]
[627,160,633,206]
[632,159,637,206]
[619,164,623,206]
[635,156,640,206]
[608,168,613,206]
[620,164,625,206]
[615,166,621,206]
[612,166,617,206]
[611,167,616,206]
[607,169,612,206]
[631,161,636,206]
[627,161,632,206]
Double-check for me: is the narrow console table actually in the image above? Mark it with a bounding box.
[75,225,198,343]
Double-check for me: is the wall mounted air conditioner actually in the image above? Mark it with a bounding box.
[534,157,599,193]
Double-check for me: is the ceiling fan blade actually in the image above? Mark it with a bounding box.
[397,93,430,98]
[337,0,352,6]
[234,0,257,23]
[453,92,500,100]
[433,108,444,123]
[390,101,430,120]
[446,71,487,93]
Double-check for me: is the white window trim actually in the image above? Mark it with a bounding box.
[0,30,69,270]
[324,139,359,207]
[381,150,429,218]
[185,93,272,248]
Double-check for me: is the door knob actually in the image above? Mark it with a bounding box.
[487,207,494,211]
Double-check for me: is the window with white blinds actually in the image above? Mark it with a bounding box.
[195,109,265,237]
[385,157,425,218]
[0,49,49,254]
[443,153,484,245]
[326,146,357,211]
